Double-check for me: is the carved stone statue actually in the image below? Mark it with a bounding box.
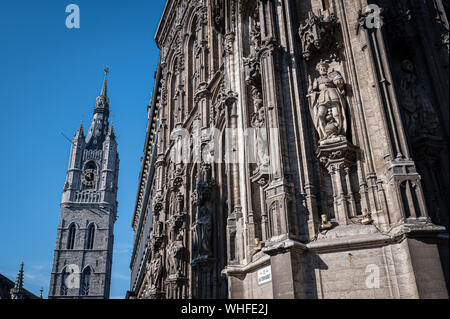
[176,193,184,214]
[193,35,202,88]
[193,188,212,258]
[95,95,108,109]
[398,60,440,139]
[251,107,270,171]
[224,32,234,56]
[150,251,163,290]
[154,220,163,238]
[308,61,348,143]
[250,9,261,54]
[168,233,184,276]
[244,6,262,88]
[174,88,184,125]
[174,135,184,165]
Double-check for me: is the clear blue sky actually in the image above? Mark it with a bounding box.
[0,0,166,298]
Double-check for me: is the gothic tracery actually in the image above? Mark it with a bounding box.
[129,0,449,300]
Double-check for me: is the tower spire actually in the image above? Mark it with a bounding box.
[101,67,109,97]
[10,262,25,299]
[74,122,84,140]
[86,67,111,148]
[94,67,110,113]
[107,121,116,140]
[15,262,24,289]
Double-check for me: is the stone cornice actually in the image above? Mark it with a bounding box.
[155,0,175,46]
[246,222,448,256]
[262,238,308,256]
[306,233,397,253]
[132,59,162,231]
[221,253,271,278]
[60,202,115,210]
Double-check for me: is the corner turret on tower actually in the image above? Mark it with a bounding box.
[106,122,116,140]
[74,122,84,140]
[10,262,25,299]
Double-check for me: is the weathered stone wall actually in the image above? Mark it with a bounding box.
[50,207,115,299]
[132,0,448,299]
[230,237,448,299]
[308,243,415,299]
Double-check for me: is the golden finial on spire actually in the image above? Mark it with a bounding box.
[104,67,109,76]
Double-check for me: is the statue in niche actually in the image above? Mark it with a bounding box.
[244,6,262,87]
[193,188,212,258]
[168,218,176,242]
[150,251,163,290]
[308,61,348,143]
[174,88,184,125]
[250,8,261,54]
[95,96,108,109]
[251,93,270,172]
[176,193,184,214]
[168,233,184,276]
[398,60,440,139]
[173,135,184,165]
[192,42,200,89]
[212,0,225,34]
[154,220,163,238]
[269,201,281,237]
[195,205,212,257]
[193,28,203,86]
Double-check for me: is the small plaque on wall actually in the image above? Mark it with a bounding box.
[257,266,272,286]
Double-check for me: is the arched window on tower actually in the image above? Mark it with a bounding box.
[85,224,95,250]
[67,224,76,250]
[80,267,91,296]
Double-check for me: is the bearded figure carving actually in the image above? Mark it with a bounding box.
[308,61,348,143]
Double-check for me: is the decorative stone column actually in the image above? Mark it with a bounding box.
[257,0,296,242]
[317,139,357,225]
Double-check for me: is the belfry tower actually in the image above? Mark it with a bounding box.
[49,69,119,299]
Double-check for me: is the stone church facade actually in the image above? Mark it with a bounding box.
[49,70,119,299]
[128,0,449,299]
